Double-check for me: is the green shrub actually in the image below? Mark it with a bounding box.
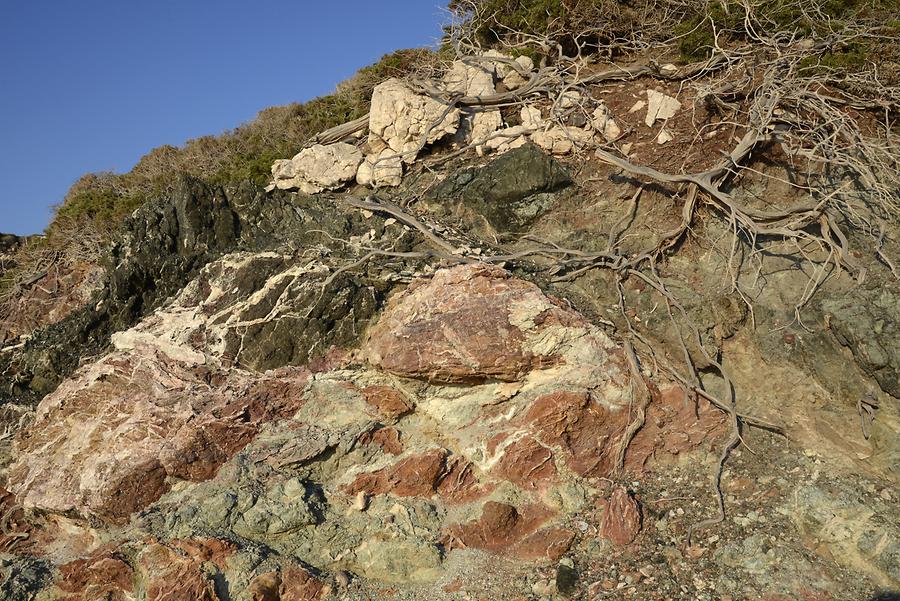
[451,0,897,65]
[674,0,895,62]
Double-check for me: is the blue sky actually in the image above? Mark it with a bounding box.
[0,1,447,235]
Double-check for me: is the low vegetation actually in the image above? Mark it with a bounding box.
[449,0,898,67]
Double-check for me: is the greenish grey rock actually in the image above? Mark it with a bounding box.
[233,478,321,539]
[822,284,900,398]
[430,143,572,232]
[0,556,50,601]
[352,537,443,583]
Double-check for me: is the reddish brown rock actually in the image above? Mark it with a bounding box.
[140,543,218,601]
[524,391,630,478]
[363,264,577,383]
[6,350,310,522]
[345,448,482,502]
[599,488,642,545]
[436,456,486,503]
[515,527,576,561]
[249,566,330,601]
[169,537,236,571]
[250,572,282,601]
[362,385,413,420]
[160,416,259,482]
[358,426,404,455]
[280,566,331,601]
[491,434,558,489]
[624,385,726,472]
[346,448,447,497]
[444,501,558,558]
[56,547,135,601]
[489,391,630,487]
[0,260,103,343]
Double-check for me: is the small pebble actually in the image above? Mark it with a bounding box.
[335,570,351,589]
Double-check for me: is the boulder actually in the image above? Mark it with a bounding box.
[271,143,363,194]
[445,58,496,97]
[364,263,595,382]
[430,142,572,232]
[368,78,459,162]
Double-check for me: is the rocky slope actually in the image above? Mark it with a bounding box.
[0,46,898,601]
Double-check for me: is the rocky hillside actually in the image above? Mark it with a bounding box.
[0,2,898,600]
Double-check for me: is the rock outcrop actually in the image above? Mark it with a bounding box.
[3,38,899,601]
[5,247,386,522]
[0,261,104,344]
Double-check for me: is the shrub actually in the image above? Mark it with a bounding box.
[450,0,898,65]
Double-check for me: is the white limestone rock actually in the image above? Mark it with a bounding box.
[515,54,535,73]
[501,55,535,90]
[482,125,532,153]
[271,159,297,189]
[558,90,583,110]
[445,59,504,154]
[445,59,496,97]
[357,149,404,188]
[271,143,363,194]
[368,78,460,164]
[530,126,593,155]
[591,105,622,142]
[645,89,682,127]
[521,105,544,129]
[502,70,528,90]
[660,63,679,76]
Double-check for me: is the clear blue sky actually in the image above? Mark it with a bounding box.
[0,1,447,235]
